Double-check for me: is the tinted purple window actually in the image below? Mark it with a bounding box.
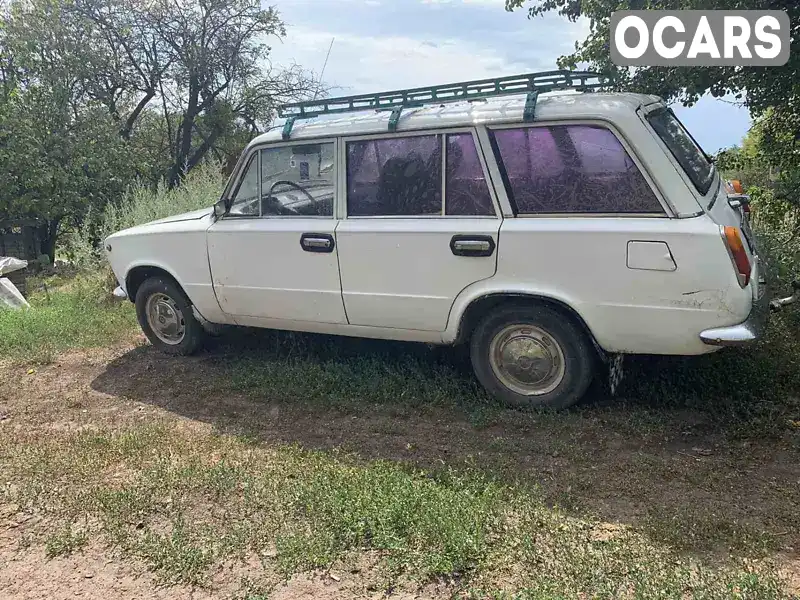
[445,133,494,216]
[347,135,442,216]
[491,125,663,214]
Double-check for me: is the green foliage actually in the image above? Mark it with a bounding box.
[0,88,141,224]
[504,0,799,116]
[0,0,317,259]
[0,162,227,362]
[45,524,89,558]
[66,161,227,267]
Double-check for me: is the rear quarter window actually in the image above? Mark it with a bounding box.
[646,108,715,196]
[489,124,664,215]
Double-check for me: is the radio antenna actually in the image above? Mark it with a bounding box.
[312,37,335,101]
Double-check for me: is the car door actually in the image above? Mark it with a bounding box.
[335,129,502,331]
[207,138,348,324]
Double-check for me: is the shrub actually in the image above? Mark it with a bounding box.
[748,185,800,286]
[66,161,227,268]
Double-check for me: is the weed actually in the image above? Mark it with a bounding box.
[45,523,88,557]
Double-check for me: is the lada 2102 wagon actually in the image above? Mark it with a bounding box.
[104,70,796,409]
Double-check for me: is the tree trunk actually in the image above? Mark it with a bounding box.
[36,219,60,264]
[168,75,200,188]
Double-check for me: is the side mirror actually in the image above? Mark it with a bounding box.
[213,199,226,219]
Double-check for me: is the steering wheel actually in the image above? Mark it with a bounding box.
[262,180,316,215]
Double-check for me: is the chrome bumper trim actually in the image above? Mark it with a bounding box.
[699,285,769,347]
[112,286,128,300]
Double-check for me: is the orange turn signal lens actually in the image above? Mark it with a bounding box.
[722,226,751,287]
[731,179,744,194]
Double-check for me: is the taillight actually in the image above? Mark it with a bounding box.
[721,226,751,287]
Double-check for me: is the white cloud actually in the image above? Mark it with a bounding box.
[272,26,543,97]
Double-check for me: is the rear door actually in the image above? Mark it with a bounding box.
[335,129,502,331]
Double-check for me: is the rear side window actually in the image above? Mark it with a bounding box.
[346,132,496,217]
[346,135,442,216]
[490,124,664,215]
[445,133,495,216]
[646,108,714,195]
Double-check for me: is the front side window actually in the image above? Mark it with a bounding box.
[228,143,335,217]
[490,124,664,215]
[260,142,335,216]
[646,108,715,195]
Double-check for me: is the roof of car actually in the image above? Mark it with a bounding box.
[250,91,663,146]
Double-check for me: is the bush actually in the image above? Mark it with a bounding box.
[66,161,227,268]
[748,185,800,286]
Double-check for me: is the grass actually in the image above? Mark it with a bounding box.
[0,272,137,363]
[1,307,798,597]
[0,424,791,597]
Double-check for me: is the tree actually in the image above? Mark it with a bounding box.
[5,0,318,187]
[0,0,319,259]
[505,0,798,115]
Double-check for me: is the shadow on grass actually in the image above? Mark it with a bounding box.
[90,319,800,560]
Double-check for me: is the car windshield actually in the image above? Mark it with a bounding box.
[647,108,715,195]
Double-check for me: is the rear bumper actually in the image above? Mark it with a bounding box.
[699,283,769,347]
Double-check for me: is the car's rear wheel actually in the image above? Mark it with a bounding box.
[470,304,595,409]
[135,276,204,355]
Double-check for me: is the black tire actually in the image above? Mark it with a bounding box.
[134,276,204,355]
[469,304,595,409]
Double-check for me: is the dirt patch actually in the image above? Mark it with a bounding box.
[0,544,201,600]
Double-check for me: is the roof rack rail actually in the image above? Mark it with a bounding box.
[277,70,609,138]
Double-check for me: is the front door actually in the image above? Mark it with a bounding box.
[335,130,502,331]
[207,139,347,324]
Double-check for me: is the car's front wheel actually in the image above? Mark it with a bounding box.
[470,304,595,409]
[134,276,204,355]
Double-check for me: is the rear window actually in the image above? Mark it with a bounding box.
[646,108,715,195]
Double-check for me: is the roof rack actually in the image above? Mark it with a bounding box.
[277,70,608,139]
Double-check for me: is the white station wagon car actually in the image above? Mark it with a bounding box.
[104,71,780,409]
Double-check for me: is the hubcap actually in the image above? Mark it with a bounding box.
[489,324,565,396]
[145,293,185,345]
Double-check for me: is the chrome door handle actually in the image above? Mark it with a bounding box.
[454,240,491,252]
[450,235,495,257]
[300,233,335,253]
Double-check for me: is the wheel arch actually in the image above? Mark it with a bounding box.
[450,291,605,356]
[125,264,189,304]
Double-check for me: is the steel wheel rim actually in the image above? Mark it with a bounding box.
[488,324,566,396]
[145,293,185,345]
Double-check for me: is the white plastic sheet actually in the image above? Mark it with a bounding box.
[0,256,29,309]
[0,277,29,309]
[0,256,27,276]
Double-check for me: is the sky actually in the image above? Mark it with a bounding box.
[268,0,752,152]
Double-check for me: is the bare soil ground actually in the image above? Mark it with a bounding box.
[1,333,799,598]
